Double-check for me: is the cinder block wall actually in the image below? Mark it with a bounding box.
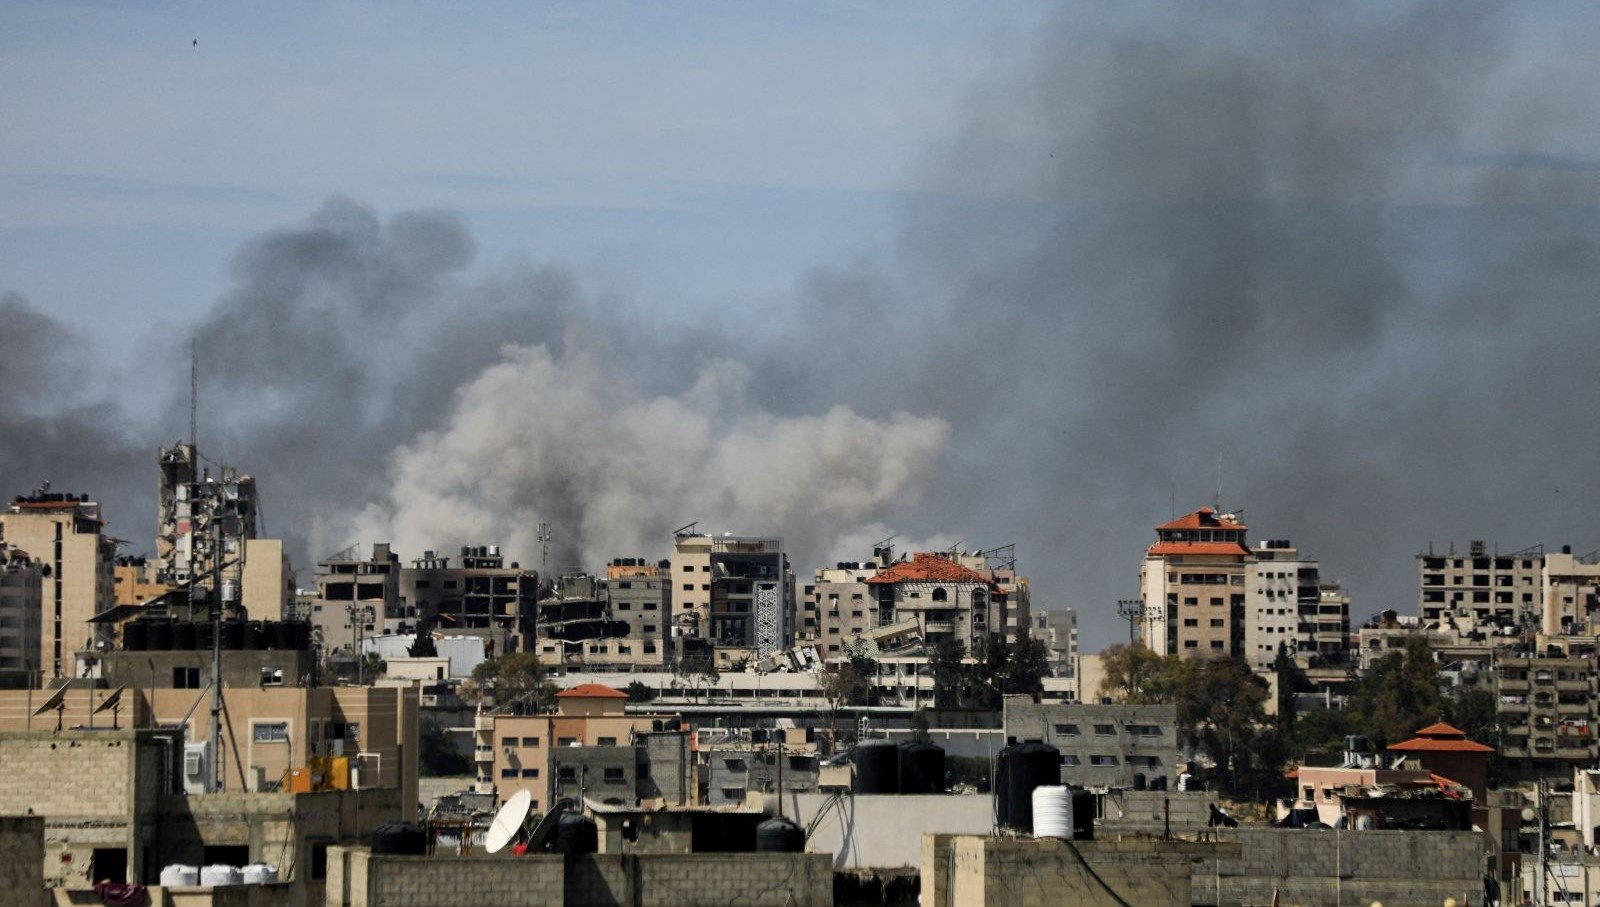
[1191,828,1483,907]
[0,816,45,907]
[930,836,1220,907]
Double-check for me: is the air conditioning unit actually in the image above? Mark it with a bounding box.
[182,742,211,795]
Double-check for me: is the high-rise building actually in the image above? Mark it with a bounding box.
[1138,508,1250,659]
[308,543,401,655]
[1416,541,1544,633]
[1243,539,1351,671]
[156,443,259,588]
[0,544,42,686]
[1541,548,1600,636]
[401,546,537,651]
[866,551,1003,649]
[669,532,792,657]
[0,491,116,679]
[797,562,877,658]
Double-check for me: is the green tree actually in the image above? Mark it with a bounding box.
[928,637,970,708]
[1346,635,1442,744]
[624,680,657,703]
[418,718,472,777]
[910,707,931,744]
[468,652,555,711]
[1096,642,1167,703]
[673,656,720,699]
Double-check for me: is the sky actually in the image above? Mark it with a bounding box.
[4,1,1600,652]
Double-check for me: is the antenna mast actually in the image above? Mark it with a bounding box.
[190,337,199,452]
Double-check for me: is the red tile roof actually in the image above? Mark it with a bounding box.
[1156,507,1246,532]
[1388,721,1494,754]
[1147,542,1252,558]
[556,683,629,699]
[867,552,993,586]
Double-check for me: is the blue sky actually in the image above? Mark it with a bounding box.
[0,1,1041,344]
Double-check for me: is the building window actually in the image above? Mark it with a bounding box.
[721,789,742,800]
[557,736,577,747]
[501,768,517,779]
[558,767,577,782]
[1061,754,1081,766]
[1183,640,1198,649]
[1093,724,1115,736]
[252,722,289,743]
[604,768,625,783]
[1089,755,1118,766]
[1053,724,1079,736]
[598,737,617,746]
[521,768,539,778]
[521,737,540,747]
[173,667,201,689]
[260,667,284,686]
[1210,641,1225,649]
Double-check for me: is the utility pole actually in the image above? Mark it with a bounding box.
[208,509,223,792]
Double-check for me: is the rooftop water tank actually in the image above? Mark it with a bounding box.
[999,742,1060,832]
[1031,785,1073,839]
[122,621,148,652]
[199,864,242,886]
[240,863,279,884]
[899,742,945,794]
[369,822,428,856]
[755,816,806,852]
[854,741,900,794]
[159,864,199,887]
[553,814,598,855]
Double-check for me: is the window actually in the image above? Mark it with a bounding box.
[1209,619,1224,627]
[1183,618,1198,627]
[1183,640,1198,649]
[557,736,577,747]
[603,768,625,783]
[725,758,748,772]
[521,768,539,778]
[683,565,694,572]
[721,789,742,800]
[1093,724,1115,736]
[521,737,540,747]
[173,667,201,689]
[253,722,289,743]
[1053,723,1079,736]
[1210,641,1225,649]
[1061,754,1081,766]
[501,768,517,778]
[932,588,948,602]
[260,667,284,686]
[1089,755,1118,766]
[683,584,694,592]
[558,767,577,782]
[598,736,617,746]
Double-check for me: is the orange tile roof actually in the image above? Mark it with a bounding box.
[1147,542,1252,558]
[1156,507,1246,532]
[867,552,993,586]
[1388,721,1494,754]
[556,683,629,699]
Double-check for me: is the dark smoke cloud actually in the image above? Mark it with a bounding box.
[5,2,1600,651]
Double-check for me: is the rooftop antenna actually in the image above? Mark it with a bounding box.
[190,337,199,453]
[1214,454,1223,512]
[537,523,552,580]
[485,789,533,854]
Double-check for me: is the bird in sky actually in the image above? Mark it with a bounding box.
[192,38,198,47]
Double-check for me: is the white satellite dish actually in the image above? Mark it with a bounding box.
[485,789,533,854]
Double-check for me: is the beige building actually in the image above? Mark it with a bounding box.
[309,543,402,654]
[1542,547,1600,636]
[241,537,293,618]
[867,552,1002,649]
[669,531,792,657]
[112,556,169,607]
[797,561,876,657]
[1139,508,1249,659]
[1417,540,1543,631]
[0,492,116,680]
[0,545,42,686]
[401,545,538,650]
[474,682,680,808]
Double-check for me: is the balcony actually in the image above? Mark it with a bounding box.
[924,621,955,634]
[474,745,495,760]
[474,715,495,732]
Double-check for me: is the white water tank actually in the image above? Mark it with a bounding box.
[1032,785,1074,839]
[159,864,199,886]
[200,864,242,886]
[241,863,279,884]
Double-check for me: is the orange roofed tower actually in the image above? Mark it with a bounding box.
[1387,721,1493,803]
[1138,508,1250,659]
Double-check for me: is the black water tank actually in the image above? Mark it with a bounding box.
[1000,742,1060,832]
[995,745,1015,828]
[553,814,598,855]
[854,741,900,794]
[172,621,196,651]
[196,620,215,650]
[245,622,268,650]
[1071,788,1096,841]
[369,822,428,855]
[291,621,311,650]
[122,621,148,652]
[899,742,945,794]
[148,619,173,651]
[220,620,245,650]
[755,817,805,852]
[272,621,295,650]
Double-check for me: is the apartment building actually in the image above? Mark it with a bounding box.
[0,545,42,686]
[797,562,876,657]
[401,546,537,652]
[1139,508,1249,659]
[1495,651,1598,783]
[1242,540,1351,671]
[1031,608,1079,678]
[700,728,820,806]
[601,560,672,668]
[1417,541,1543,631]
[0,491,116,680]
[308,543,402,653]
[112,555,169,607]
[867,552,1002,649]
[475,683,680,808]
[1003,696,1178,789]
[1541,548,1600,636]
[670,532,793,657]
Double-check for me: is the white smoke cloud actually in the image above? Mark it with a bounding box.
[328,339,950,572]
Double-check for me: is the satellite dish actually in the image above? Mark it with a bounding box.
[93,684,127,715]
[32,684,70,717]
[485,789,532,854]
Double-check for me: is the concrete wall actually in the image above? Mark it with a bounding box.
[1002,697,1179,789]
[327,847,832,907]
[1191,828,1484,907]
[786,793,993,870]
[53,884,305,907]
[0,816,45,907]
[922,835,1232,907]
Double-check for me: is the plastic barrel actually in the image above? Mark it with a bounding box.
[172,621,196,651]
[1031,785,1073,839]
[369,822,428,855]
[854,741,901,794]
[755,816,806,852]
[122,621,148,652]
[1001,741,1060,832]
[196,621,215,651]
[199,865,242,886]
[273,621,296,650]
[245,621,268,650]
[899,742,945,794]
[148,619,174,651]
[221,620,245,650]
[159,865,199,887]
[553,814,598,855]
[1070,788,1096,840]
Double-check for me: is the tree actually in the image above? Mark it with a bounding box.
[624,680,657,704]
[928,638,969,708]
[418,718,472,777]
[468,652,555,711]
[910,707,931,744]
[673,656,720,699]
[1096,642,1167,703]
[1345,635,1442,744]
